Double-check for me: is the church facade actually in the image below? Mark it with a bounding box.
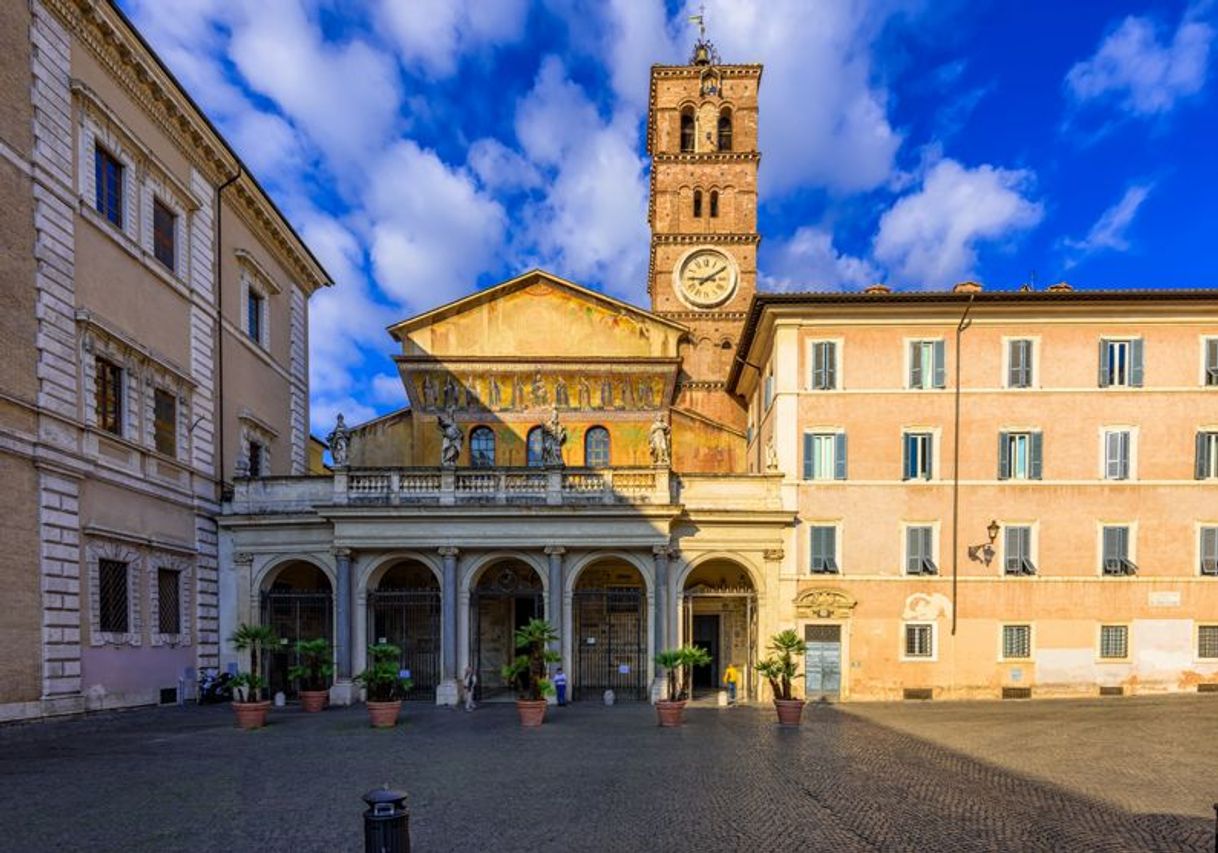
[219,45,1218,705]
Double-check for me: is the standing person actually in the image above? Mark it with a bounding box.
[722,663,741,706]
[462,664,477,712]
[553,667,568,706]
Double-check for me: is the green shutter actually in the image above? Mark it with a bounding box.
[998,432,1010,479]
[835,432,847,480]
[1130,339,1144,387]
[1030,432,1043,480]
[803,433,814,480]
[1098,340,1110,387]
[933,340,946,388]
[909,342,922,388]
[1197,432,1209,480]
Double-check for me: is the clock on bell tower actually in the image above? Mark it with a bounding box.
[647,39,761,433]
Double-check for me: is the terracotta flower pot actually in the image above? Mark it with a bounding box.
[366,699,402,728]
[655,699,687,727]
[232,700,271,730]
[299,690,328,713]
[516,699,548,727]
[774,698,806,726]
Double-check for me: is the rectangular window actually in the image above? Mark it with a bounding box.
[98,559,129,634]
[1103,430,1131,480]
[1206,339,1218,387]
[909,340,946,389]
[904,623,934,658]
[1004,526,1036,575]
[763,370,774,410]
[802,432,847,480]
[1099,338,1144,387]
[1200,527,1218,576]
[905,526,937,575]
[1199,626,1218,659]
[153,388,177,457]
[157,568,181,635]
[1099,625,1128,659]
[809,526,838,574]
[1002,625,1031,659]
[810,341,838,390]
[1102,526,1136,576]
[153,199,176,271]
[998,431,1043,480]
[95,358,123,436]
[248,441,264,478]
[1007,339,1033,388]
[1195,432,1218,479]
[903,432,934,480]
[94,145,123,228]
[247,290,264,345]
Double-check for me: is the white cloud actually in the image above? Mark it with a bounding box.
[311,396,378,434]
[1066,6,1214,117]
[377,0,529,77]
[873,159,1044,287]
[370,373,408,407]
[1063,183,1154,264]
[467,138,542,192]
[761,226,879,292]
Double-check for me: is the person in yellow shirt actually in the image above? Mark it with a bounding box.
[722,663,741,705]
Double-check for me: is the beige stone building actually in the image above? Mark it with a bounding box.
[0,0,329,721]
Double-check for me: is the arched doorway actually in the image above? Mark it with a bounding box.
[260,561,333,698]
[471,560,544,700]
[366,560,440,700]
[572,559,647,701]
[680,560,757,701]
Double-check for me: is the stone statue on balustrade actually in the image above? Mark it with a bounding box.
[327,413,351,468]
[648,411,671,466]
[541,407,567,467]
[437,409,464,468]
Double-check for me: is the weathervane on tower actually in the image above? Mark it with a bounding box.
[688,4,720,66]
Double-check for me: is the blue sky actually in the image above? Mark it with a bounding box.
[119,0,1218,433]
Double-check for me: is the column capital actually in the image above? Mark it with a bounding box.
[437,546,460,558]
[544,545,567,556]
[332,547,352,559]
[652,544,674,559]
[233,552,254,565]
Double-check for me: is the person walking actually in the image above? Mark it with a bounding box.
[722,663,741,706]
[462,664,477,711]
[553,667,568,706]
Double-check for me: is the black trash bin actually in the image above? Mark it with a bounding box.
[363,786,409,853]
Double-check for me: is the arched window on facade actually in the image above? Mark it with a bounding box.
[526,426,545,467]
[718,108,732,151]
[470,426,495,468]
[680,108,695,152]
[692,189,703,218]
[584,426,610,467]
[709,190,719,218]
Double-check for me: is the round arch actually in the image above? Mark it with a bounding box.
[254,553,336,593]
[674,551,764,593]
[256,555,335,701]
[566,552,653,702]
[565,551,654,598]
[461,550,549,597]
[358,551,443,594]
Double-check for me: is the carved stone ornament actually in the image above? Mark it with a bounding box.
[794,588,857,620]
[763,548,784,562]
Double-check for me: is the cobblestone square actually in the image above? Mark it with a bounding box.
[0,695,1213,852]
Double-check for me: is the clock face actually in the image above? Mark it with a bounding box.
[677,249,737,308]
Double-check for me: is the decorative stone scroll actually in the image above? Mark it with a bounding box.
[794,588,857,620]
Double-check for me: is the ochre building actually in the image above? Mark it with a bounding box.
[219,43,1218,705]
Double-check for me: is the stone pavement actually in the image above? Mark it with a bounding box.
[0,695,1213,852]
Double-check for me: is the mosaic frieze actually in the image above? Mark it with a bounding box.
[413,371,666,413]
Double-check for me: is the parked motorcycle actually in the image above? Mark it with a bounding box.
[197,669,234,704]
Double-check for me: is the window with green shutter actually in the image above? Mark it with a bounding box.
[909,340,945,389]
[1206,339,1218,387]
[1195,432,1218,479]
[1099,338,1143,387]
[1003,526,1036,575]
[1200,527,1218,576]
[998,432,1042,480]
[809,526,838,573]
[803,432,846,480]
[1101,526,1136,575]
[1103,430,1131,480]
[1007,339,1033,388]
[905,526,936,575]
[810,341,837,390]
[903,432,933,480]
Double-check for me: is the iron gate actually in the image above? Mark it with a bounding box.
[260,589,333,698]
[366,589,441,700]
[471,589,544,700]
[573,587,646,701]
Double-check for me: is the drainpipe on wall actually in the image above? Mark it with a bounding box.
[950,294,975,636]
[213,166,241,501]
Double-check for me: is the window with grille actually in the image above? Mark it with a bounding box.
[1200,527,1218,576]
[584,426,610,467]
[1007,339,1033,388]
[526,427,544,467]
[1099,339,1143,387]
[1195,432,1218,479]
[1103,430,1131,480]
[998,431,1042,480]
[157,568,180,635]
[1199,626,1218,658]
[1206,339,1218,387]
[94,145,123,227]
[1102,526,1136,575]
[909,340,945,389]
[809,526,838,573]
[248,441,264,478]
[469,427,495,467]
[98,559,129,634]
[903,432,934,480]
[153,388,177,457]
[803,433,846,480]
[247,290,264,345]
[904,623,934,658]
[1004,526,1036,575]
[905,526,937,575]
[1099,625,1128,659]
[810,341,837,390]
[1002,625,1031,659]
[95,358,123,436]
[153,199,176,271]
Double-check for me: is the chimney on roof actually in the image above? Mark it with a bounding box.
[1019,283,1033,292]
[952,281,983,294]
[1047,281,1073,293]
[863,283,892,294]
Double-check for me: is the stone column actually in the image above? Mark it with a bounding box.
[651,545,671,703]
[436,547,460,706]
[545,546,565,706]
[329,548,357,705]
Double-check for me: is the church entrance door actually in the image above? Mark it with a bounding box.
[572,561,646,701]
[471,561,544,701]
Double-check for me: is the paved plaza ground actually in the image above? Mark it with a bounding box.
[0,694,1214,851]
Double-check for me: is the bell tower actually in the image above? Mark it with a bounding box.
[647,37,761,433]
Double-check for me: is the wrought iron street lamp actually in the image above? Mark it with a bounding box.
[967,520,1001,567]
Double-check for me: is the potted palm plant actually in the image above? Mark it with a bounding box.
[355,642,413,728]
[287,637,333,712]
[229,623,278,730]
[654,645,712,727]
[757,629,806,725]
[501,618,559,727]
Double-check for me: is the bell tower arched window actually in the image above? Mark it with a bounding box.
[526,426,544,467]
[709,190,719,218]
[584,427,610,467]
[718,108,732,151]
[470,427,495,468]
[693,189,703,218]
[680,108,695,153]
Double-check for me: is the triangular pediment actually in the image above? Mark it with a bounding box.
[388,269,687,360]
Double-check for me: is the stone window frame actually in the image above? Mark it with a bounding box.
[147,550,193,648]
[78,105,138,246]
[237,251,281,351]
[237,411,277,478]
[85,537,142,647]
[140,173,191,282]
[901,622,936,661]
